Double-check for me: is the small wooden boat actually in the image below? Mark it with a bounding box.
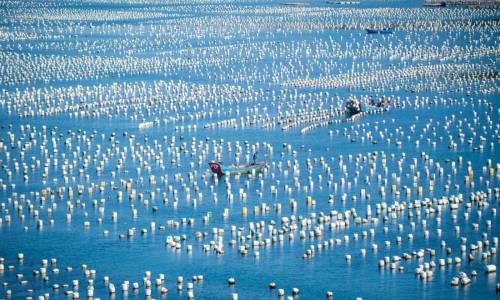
[365,28,393,34]
[209,161,267,176]
[326,0,360,4]
[423,1,446,7]
[369,98,391,108]
[281,2,307,6]
[345,99,361,117]
[345,98,391,118]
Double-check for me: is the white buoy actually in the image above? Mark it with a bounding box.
[485,265,496,273]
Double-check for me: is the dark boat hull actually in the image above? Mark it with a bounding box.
[366,28,393,34]
[423,2,446,7]
[209,161,267,176]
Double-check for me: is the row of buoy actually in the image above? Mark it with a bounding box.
[0,104,496,215]
[285,63,497,95]
[1,254,210,299]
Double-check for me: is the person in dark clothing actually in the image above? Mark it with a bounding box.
[252,152,257,165]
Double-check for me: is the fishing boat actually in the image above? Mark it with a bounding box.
[423,1,446,7]
[209,160,267,176]
[365,27,393,34]
[345,98,391,118]
[369,98,392,108]
[326,0,361,4]
[345,98,361,118]
[281,2,306,6]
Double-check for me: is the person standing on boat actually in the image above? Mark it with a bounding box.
[252,151,257,165]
